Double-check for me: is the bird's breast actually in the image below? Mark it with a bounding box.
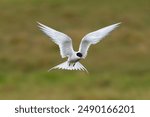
[68,57,80,63]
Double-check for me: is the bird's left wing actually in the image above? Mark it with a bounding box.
[79,23,121,58]
[37,22,74,58]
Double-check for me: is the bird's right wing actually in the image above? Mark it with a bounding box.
[79,23,121,58]
[37,22,74,58]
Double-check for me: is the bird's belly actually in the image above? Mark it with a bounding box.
[69,58,80,63]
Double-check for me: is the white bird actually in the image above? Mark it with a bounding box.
[37,22,121,73]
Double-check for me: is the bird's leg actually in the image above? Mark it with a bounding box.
[69,63,71,66]
[68,62,76,66]
[73,63,76,67]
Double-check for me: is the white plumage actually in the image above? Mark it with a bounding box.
[38,22,74,58]
[37,22,121,73]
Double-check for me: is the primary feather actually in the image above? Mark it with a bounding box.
[37,22,74,58]
[79,23,121,58]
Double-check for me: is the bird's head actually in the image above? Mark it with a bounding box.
[76,52,83,58]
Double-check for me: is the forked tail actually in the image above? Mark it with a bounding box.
[48,61,88,73]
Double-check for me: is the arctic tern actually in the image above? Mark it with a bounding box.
[37,22,121,73]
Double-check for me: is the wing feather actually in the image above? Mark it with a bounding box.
[79,23,121,58]
[37,22,74,58]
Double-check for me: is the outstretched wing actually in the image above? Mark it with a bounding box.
[37,22,74,58]
[79,23,121,58]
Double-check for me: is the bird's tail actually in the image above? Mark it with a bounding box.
[48,61,88,73]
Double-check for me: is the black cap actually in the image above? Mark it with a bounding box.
[76,52,83,57]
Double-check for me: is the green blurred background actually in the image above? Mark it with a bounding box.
[0,0,150,99]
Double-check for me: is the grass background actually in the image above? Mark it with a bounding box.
[0,0,150,99]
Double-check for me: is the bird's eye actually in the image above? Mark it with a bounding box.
[76,52,82,57]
